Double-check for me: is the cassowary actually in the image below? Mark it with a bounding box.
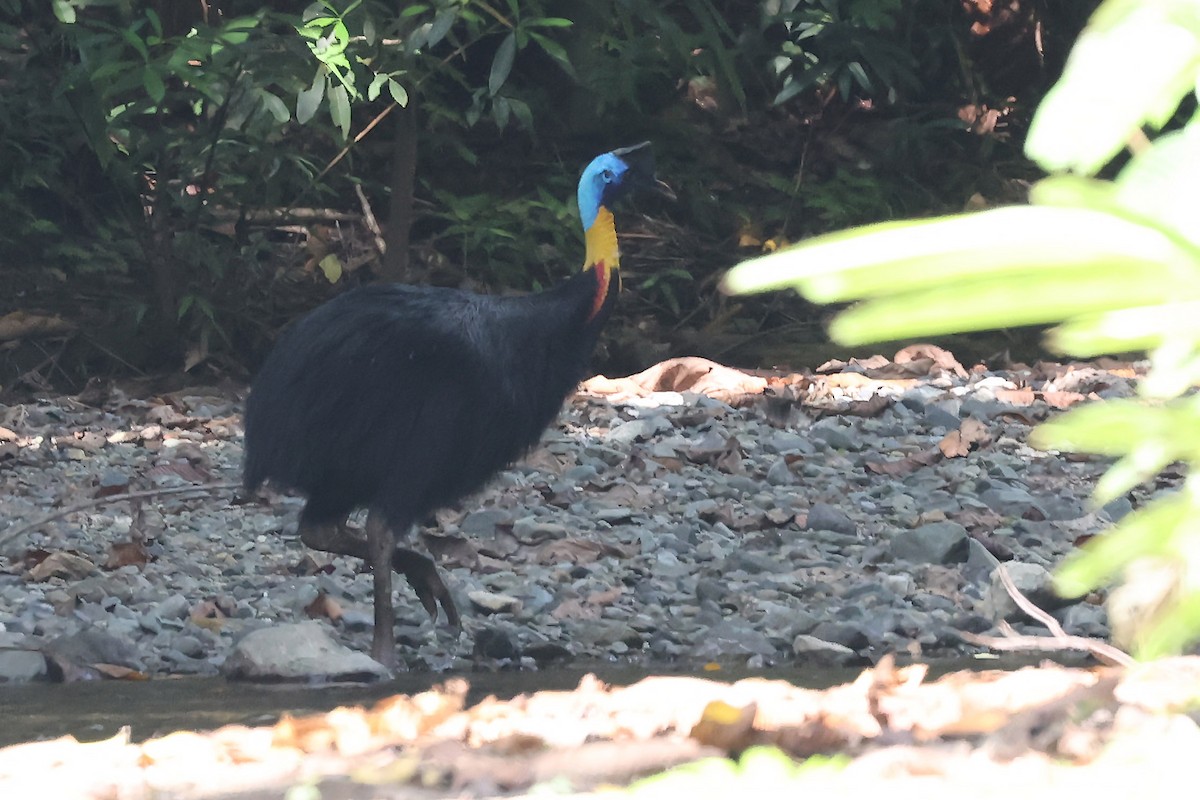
[243,142,672,667]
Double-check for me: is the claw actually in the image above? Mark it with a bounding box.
[392,547,461,629]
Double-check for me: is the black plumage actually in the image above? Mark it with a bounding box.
[243,143,670,667]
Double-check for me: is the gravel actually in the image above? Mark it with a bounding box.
[0,356,1151,681]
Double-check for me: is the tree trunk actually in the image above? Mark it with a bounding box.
[380,101,418,283]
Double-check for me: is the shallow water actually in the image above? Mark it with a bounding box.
[0,656,1067,748]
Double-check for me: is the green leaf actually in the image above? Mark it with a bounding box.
[367,72,388,101]
[527,17,573,28]
[142,68,165,104]
[426,8,457,48]
[387,79,408,107]
[1026,4,1200,173]
[508,97,533,130]
[297,72,325,124]
[493,95,510,130]
[319,254,343,283]
[258,89,290,123]
[1114,125,1200,249]
[528,31,575,78]
[722,207,1198,305]
[328,83,351,138]
[489,32,516,96]
[52,0,75,23]
[1054,494,1189,597]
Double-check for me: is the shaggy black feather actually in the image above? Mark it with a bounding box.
[243,268,617,534]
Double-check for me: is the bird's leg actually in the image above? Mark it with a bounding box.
[297,516,459,628]
[392,537,461,629]
[365,508,397,668]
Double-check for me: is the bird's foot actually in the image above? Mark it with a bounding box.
[392,547,461,630]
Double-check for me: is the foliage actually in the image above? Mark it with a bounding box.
[724,0,1200,658]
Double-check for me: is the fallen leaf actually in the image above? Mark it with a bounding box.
[995,388,1036,406]
[305,591,344,622]
[1042,391,1088,409]
[105,540,152,570]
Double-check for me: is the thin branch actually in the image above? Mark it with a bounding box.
[958,629,1135,668]
[997,561,1071,639]
[355,184,387,255]
[956,562,1136,668]
[0,482,242,550]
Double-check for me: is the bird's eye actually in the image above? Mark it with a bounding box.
[600,169,615,183]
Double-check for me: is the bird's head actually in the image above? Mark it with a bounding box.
[577,141,674,233]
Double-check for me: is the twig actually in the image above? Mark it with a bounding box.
[997,561,1071,638]
[957,562,1136,668]
[0,482,241,550]
[958,629,1135,668]
[355,184,387,255]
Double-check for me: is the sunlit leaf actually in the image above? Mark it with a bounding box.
[1026,3,1200,173]
[1054,494,1189,597]
[723,207,1198,306]
[388,79,408,107]
[1114,126,1200,249]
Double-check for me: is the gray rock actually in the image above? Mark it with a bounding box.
[221,622,389,681]
[981,486,1044,518]
[963,538,1002,584]
[889,522,969,564]
[0,650,47,683]
[980,562,1069,621]
[765,459,794,486]
[809,621,869,651]
[791,634,859,666]
[695,578,726,605]
[605,417,671,447]
[461,509,512,537]
[1059,603,1108,638]
[468,590,522,615]
[809,420,859,451]
[45,628,144,669]
[154,593,194,622]
[691,620,777,659]
[924,401,962,430]
[805,503,857,535]
[473,627,521,660]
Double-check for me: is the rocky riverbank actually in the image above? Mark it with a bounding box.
[0,349,1144,682]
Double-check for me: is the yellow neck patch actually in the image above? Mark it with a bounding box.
[584,206,620,273]
[583,205,621,320]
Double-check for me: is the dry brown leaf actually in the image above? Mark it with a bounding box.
[1042,390,1088,409]
[91,663,149,680]
[840,394,893,418]
[0,310,74,341]
[582,357,769,403]
[894,343,968,377]
[995,388,1036,406]
[305,591,344,622]
[105,540,151,570]
[938,418,992,458]
[551,598,601,621]
[586,587,624,606]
